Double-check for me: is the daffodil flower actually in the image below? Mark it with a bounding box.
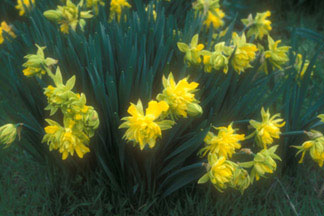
[177,34,205,65]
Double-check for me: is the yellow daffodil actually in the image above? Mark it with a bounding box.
[201,42,233,73]
[86,0,105,14]
[43,119,90,160]
[261,35,290,74]
[250,107,285,149]
[241,11,272,40]
[177,34,205,65]
[198,154,235,192]
[15,0,35,16]
[0,21,16,44]
[318,114,324,123]
[203,8,225,29]
[199,124,245,159]
[157,73,202,118]
[294,53,315,79]
[119,100,174,150]
[44,0,93,34]
[230,32,258,74]
[109,0,131,22]
[22,44,58,78]
[240,145,281,183]
[293,130,324,167]
[0,124,18,148]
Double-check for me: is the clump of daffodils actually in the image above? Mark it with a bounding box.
[157,73,202,118]
[241,11,272,40]
[109,0,132,22]
[23,45,99,160]
[260,35,290,74]
[44,0,93,34]
[0,21,16,44]
[15,0,35,16]
[250,107,285,149]
[119,100,174,150]
[177,34,205,65]
[230,32,258,74]
[199,124,245,158]
[193,0,225,29]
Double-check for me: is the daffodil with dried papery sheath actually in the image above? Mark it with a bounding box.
[201,42,233,73]
[292,130,324,167]
[199,124,245,159]
[230,32,258,74]
[241,11,272,40]
[0,21,16,44]
[119,100,175,150]
[15,0,35,16]
[156,73,202,119]
[22,45,58,78]
[259,35,290,74]
[177,34,205,65]
[109,0,132,22]
[250,107,285,149]
[43,0,93,34]
[239,145,281,183]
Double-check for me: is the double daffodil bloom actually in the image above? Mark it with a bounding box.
[109,0,132,22]
[202,42,233,73]
[199,124,245,159]
[230,166,251,194]
[157,73,202,118]
[43,119,90,160]
[44,0,93,34]
[0,21,16,44]
[293,130,324,167]
[22,44,58,78]
[203,8,225,29]
[0,124,19,148]
[177,34,205,65]
[119,100,174,150]
[230,32,258,74]
[15,0,35,16]
[241,11,272,40]
[192,0,220,15]
[261,35,290,74]
[250,107,285,149]
[240,145,281,183]
[198,154,236,192]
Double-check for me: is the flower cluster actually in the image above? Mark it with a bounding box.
[43,0,93,34]
[241,11,272,40]
[120,73,202,150]
[23,45,99,160]
[0,21,16,45]
[198,107,284,193]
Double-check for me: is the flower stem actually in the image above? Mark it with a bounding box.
[44,67,56,82]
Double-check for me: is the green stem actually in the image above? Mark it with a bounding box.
[244,131,256,140]
[281,131,306,136]
[44,66,56,82]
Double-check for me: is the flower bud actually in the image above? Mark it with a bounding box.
[0,124,18,147]
[187,103,203,117]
